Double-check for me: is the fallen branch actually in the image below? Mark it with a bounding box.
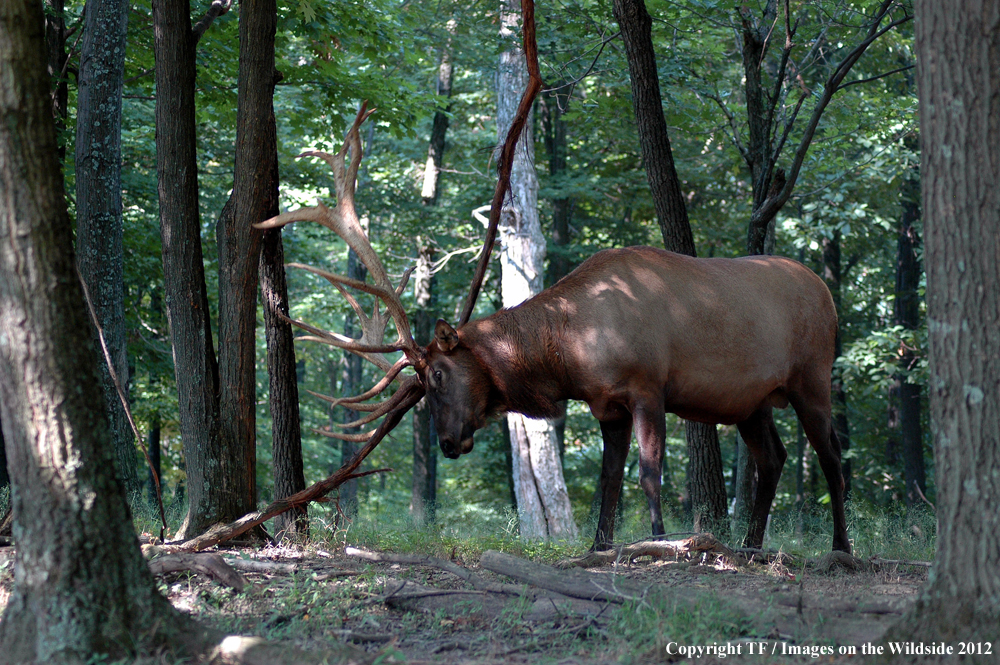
[868,556,933,568]
[346,546,529,595]
[557,533,743,568]
[479,550,647,603]
[161,387,420,554]
[224,558,299,574]
[148,552,248,592]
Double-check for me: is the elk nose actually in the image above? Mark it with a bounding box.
[439,436,461,459]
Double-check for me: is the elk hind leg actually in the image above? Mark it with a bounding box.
[793,398,851,553]
[736,407,787,549]
[593,418,632,551]
[634,403,666,538]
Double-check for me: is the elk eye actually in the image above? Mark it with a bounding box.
[433,370,442,384]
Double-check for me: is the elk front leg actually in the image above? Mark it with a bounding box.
[634,403,666,538]
[736,407,787,549]
[594,418,632,551]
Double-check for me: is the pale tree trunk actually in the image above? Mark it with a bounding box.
[497,0,577,541]
[882,0,1000,652]
[0,4,205,656]
[75,0,140,500]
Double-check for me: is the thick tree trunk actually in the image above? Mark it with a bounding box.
[213,0,280,525]
[410,242,437,525]
[0,5,203,657]
[891,156,925,506]
[261,224,306,537]
[498,0,577,541]
[153,0,224,538]
[612,0,728,538]
[883,0,1000,652]
[75,0,140,501]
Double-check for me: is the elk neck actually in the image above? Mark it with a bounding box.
[459,304,570,420]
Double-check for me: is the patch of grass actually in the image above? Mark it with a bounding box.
[603,591,752,663]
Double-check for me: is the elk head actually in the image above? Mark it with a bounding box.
[420,320,495,458]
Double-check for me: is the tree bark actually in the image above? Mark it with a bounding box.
[420,20,454,206]
[261,223,306,537]
[498,0,577,541]
[75,0,140,501]
[0,4,204,656]
[891,149,925,506]
[153,0,224,538]
[882,0,1000,652]
[612,0,728,538]
[214,0,278,526]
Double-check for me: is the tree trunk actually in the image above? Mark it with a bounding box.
[822,232,852,497]
[43,0,67,153]
[420,20,454,206]
[212,0,281,525]
[0,4,204,656]
[498,0,577,541]
[75,0,140,501]
[612,0,728,538]
[411,30,451,522]
[883,0,1000,650]
[153,0,224,538]
[335,249,367,520]
[539,82,572,458]
[410,241,437,525]
[261,224,306,537]
[892,150,925,506]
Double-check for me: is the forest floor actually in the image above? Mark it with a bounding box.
[117,534,931,665]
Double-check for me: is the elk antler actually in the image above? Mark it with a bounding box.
[254,102,425,440]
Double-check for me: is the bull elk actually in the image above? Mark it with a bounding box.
[257,105,851,555]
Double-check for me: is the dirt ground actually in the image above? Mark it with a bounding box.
[144,541,929,665]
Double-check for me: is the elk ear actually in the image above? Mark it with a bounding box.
[434,319,460,353]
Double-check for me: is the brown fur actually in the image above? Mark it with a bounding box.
[421,247,850,553]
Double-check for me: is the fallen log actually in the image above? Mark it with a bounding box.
[346,546,529,596]
[479,550,648,603]
[556,533,743,569]
[148,552,248,591]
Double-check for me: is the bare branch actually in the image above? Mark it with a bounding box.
[192,0,232,46]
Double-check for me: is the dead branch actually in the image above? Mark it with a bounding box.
[868,556,933,568]
[479,550,647,603]
[557,533,743,569]
[345,546,529,595]
[223,558,298,574]
[162,384,421,553]
[148,552,248,591]
[459,0,542,325]
[78,267,167,540]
